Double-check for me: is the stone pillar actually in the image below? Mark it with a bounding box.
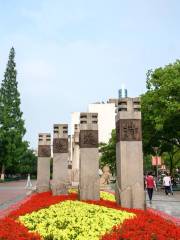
[79,113,100,200]
[37,133,51,193]
[115,98,145,209]
[52,124,69,195]
[67,135,72,183]
[72,124,80,184]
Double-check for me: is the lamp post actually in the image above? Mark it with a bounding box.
[152,147,159,187]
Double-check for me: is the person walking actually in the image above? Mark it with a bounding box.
[25,174,32,189]
[163,172,171,195]
[145,172,157,204]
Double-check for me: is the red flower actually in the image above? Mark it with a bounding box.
[9,192,77,218]
[1,191,180,240]
[101,211,180,240]
[0,217,41,240]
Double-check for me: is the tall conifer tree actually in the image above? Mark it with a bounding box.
[0,47,27,179]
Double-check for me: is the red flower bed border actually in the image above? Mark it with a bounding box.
[0,217,41,240]
[9,192,77,219]
[148,207,180,226]
[101,209,180,240]
[0,192,179,240]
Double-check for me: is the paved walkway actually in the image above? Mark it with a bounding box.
[0,180,36,213]
[146,190,180,220]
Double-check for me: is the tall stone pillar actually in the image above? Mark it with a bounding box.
[115,98,145,209]
[37,133,51,193]
[72,124,80,184]
[52,124,68,195]
[67,135,72,184]
[79,113,100,200]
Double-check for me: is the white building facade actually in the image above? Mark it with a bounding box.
[88,102,116,144]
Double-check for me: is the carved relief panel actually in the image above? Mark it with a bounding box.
[53,138,68,153]
[80,130,98,148]
[38,145,51,157]
[116,119,142,142]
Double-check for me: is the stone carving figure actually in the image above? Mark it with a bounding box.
[100,165,111,185]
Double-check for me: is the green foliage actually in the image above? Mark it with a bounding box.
[143,155,153,173]
[141,60,180,173]
[9,147,37,176]
[99,129,116,175]
[0,47,27,175]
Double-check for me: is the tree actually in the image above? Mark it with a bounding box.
[17,148,37,177]
[141,60,180,174]
[0,47,27,179]
[99,129,116,175]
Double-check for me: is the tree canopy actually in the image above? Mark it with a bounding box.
[141,60,180,173]
[99,129,116,175]
[0,47,27,177]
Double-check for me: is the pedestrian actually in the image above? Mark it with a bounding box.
[170,176,175,195]
[163,172,171,195]
[25,173,32,189]
[145,172,157,204]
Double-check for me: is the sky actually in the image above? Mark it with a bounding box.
[0,0,180,148]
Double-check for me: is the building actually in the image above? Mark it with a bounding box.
[118,84,128,98]
[70,112,80,162]
[88,101,116,144]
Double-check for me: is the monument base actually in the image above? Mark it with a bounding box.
[51,180,68,195]
[36,185,50,193]
[71,169,79,182]
[115,182,145,209]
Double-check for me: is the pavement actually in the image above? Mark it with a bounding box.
[146,189,180,219]
[0,180,36,213]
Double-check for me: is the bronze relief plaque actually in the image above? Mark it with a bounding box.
[53,138,68,153]
[68,164,72,169]
[38,145,51,157]
[116,119,142,142]
[80,130,98,148]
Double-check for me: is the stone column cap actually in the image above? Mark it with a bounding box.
[53,124,68,138]
[38,133,51,145]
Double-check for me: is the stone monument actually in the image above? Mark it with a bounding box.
[79,112,100,200]
[67,135,72,184]
[72,124,80,184]
[115,98,145,209]
[100,165,111,186]
[37,133,51,193]
[52,124,69,195]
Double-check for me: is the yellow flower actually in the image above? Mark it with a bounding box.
[19,200,135,240]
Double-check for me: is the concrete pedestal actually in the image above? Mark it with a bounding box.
[79,113,100,200]
[72,124,80,183]
[116,98,145,209]
[72,144,80,182]
[79,148,99,200]
[37,157,50,192]
[52,153,68,195]
[52,124,69,195]
[37,133,51,193]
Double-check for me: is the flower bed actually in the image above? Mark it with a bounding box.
[0,191,179,240]
[101,211,180,240]
[0,217,41,240]
[19,200,134,240]
[68,188,116,202]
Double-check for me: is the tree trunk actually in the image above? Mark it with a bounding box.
[169,153,173,176]
[0,165,5,181]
